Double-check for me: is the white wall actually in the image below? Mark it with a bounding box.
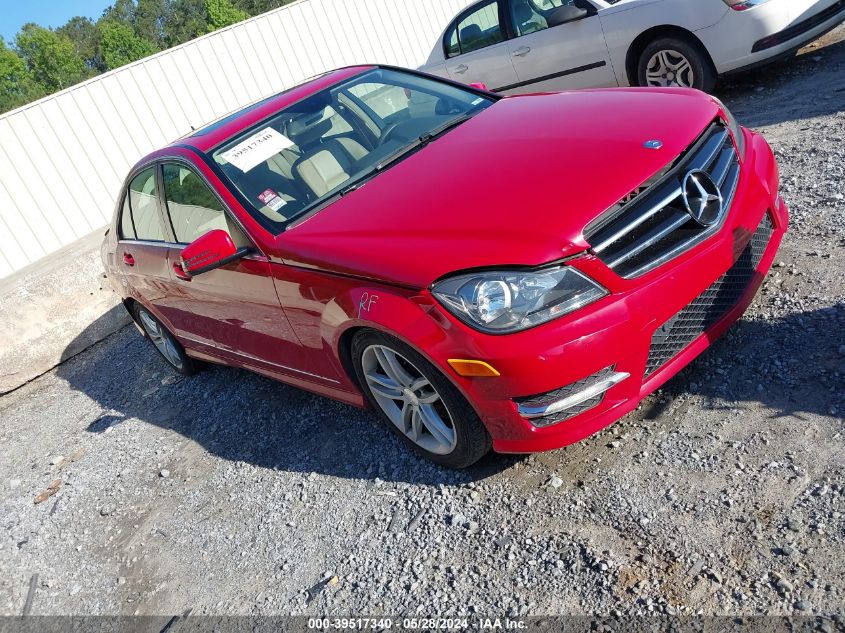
[0,0,475,279]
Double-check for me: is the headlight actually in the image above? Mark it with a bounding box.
[712,97,746,157]
[432,265,608,334]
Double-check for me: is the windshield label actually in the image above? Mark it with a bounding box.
[258,189,288,211]
[219,127,294,172]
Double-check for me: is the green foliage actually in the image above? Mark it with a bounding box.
[231,0,294,13]
[1,0,301,113]
[205,0,250,31]
[15,23,87,92]
[0,40,43,113]
[98,21,158,70]
[135,0,168,47]
[57,16,104,72]
[162,0,208,48]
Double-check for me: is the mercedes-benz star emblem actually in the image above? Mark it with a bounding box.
[681,170,723,227]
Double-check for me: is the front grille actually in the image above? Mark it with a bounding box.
[515,366,618,427]
[644,213,774,378]
[585,121,740,279]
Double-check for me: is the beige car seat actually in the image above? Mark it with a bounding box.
[287,116,369,198]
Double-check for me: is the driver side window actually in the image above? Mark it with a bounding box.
[447,0,504,58]
[161,164,250,248]
[509,0,574,37]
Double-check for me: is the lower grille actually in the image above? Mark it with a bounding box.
[751,213,774,268]
[644,213,774,378]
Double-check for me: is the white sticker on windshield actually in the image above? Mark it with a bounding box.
[219,127,294,172]
[258,189,287,212]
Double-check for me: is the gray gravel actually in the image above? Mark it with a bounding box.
[1,27,844,618]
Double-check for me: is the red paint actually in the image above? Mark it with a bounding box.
[103,67,787,456]
[179,229,237,275]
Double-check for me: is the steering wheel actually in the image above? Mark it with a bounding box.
[378,121,403,146]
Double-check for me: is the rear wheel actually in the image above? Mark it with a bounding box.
[135,305,198,375]
[638,36,715,93]
[351,330,491,469]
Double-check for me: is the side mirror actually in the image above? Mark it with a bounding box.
[469,82,489,91]
[178,229,250,278]
[547,5,588,27]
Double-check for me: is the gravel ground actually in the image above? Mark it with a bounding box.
[1,28,844,619]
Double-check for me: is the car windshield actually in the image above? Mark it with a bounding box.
[211,68,495,232]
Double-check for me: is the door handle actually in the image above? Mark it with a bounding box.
[512,46,531,57]
[123,252,135,267]
[454,64,469,74]
[172,262,191,281]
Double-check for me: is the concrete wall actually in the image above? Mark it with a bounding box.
[0,0,474,279]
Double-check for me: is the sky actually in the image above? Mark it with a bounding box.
[0,0,113,43]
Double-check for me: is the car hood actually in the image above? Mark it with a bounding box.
[276,88,720,288]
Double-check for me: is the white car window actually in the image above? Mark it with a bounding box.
[509,0,578,37]
[448,0,505,57]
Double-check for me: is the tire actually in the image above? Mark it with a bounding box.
[638,36,716,93]
[134,305,199,376]
[351,330,492,469]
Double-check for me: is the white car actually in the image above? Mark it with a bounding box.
[420,0,845,93]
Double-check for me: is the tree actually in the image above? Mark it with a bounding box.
[162,0,208,48]
[101,0,137,25]
[205,0,249,31]
[232,0,296,14]
[57,17,104,72]
[0,40,43,113]
[135,0,168,48]
[98,21,158,70]
[15,24,87,92]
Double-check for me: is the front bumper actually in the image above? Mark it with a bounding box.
[698,0,845,74]
[426,129,786,453]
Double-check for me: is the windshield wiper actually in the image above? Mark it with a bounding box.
[419,113,473,145]
[369,113,474,173]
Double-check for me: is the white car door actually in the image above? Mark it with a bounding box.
[504,0,617,92]
[443,0,520,91]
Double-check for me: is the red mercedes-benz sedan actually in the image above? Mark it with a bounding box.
[102,65,787,468]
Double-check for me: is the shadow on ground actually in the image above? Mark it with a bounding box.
[56,301,843,484]
[717,27,845,127]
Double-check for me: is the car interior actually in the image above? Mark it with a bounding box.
[212,71,488,231]
[512,0,549,35]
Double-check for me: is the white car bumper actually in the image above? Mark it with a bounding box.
[697,0,845,74]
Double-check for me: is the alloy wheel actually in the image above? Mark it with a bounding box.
[361,344,458,455]
[645,49,695,88]
[138,309,184,371]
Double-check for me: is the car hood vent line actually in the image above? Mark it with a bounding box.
[584,121,740,279]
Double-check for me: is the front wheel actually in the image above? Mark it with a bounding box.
[351,331,491,469]
[638,37,716,93]
[135,305,198,376]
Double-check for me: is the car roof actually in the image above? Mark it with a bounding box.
[162,65,374,155]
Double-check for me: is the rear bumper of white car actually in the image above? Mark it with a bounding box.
[698,0,845,74]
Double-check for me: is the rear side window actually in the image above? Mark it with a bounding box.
[162,164,229,244]
[127,167,165,241]
[450,1,504,57]
[119,196,135,240]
